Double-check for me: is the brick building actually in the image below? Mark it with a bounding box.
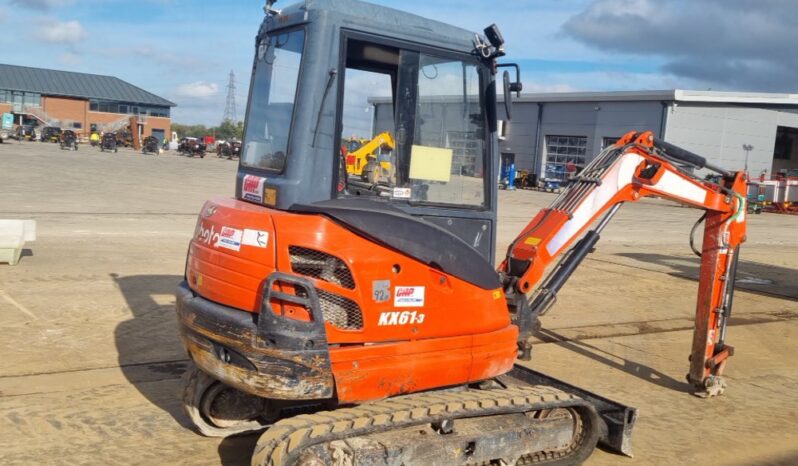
[0,64,174,141]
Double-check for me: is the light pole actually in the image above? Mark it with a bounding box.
[742,144,753,174]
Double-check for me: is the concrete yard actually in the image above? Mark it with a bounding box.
[0,141,796,465]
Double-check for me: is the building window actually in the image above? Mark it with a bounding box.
[545,135,588,181]
[602,137,620,149]
[0,90,39,107]
[23,92,41,107]
[87,100,170,118]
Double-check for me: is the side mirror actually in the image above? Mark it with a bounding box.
[499,64,523,120]
[503,70,513,120]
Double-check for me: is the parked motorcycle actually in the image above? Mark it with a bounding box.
[178,137,206,158]
[101,132,118,153]
[142,136,160,155]
[217,139,242,160]
[59,130,78,151]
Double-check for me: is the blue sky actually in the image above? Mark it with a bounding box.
[2,0,792,125]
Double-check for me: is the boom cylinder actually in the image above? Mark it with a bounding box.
[527,203,622,317]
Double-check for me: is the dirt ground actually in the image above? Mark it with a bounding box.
[0,140,796,465]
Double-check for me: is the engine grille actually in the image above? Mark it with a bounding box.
[289,246,355,289]
[317,289,363,330]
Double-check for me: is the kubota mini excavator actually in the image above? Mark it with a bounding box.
[175,1,747,464]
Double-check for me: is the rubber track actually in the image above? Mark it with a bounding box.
[251,384,598,466]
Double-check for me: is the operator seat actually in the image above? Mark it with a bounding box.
[291,198,501,290]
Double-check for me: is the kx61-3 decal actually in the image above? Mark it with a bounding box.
[378,311,425,326]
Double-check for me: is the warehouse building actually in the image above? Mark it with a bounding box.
[370,89,798,183]
[0,64,174,141]
[494,90,798,183]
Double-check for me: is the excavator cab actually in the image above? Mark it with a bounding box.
[236,0,506,262]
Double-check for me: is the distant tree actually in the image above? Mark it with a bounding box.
[172,120,243,140]
[216,119,238,140]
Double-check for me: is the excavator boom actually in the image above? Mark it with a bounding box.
[503,130,747,396]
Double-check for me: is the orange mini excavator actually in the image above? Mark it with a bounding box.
[175,1,748,464]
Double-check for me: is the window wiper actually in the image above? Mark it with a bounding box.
[312,68,337,148]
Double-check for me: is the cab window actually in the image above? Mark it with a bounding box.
[336,37,487,208]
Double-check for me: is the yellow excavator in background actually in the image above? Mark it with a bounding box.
[343,131,394,184]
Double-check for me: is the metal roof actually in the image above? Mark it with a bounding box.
[515,89,798,106]
[0,64,175,107]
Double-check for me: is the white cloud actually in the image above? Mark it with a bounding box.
[57,51,82,66]
[36,19,87,44]
[11,0,74,11]
[174,81,219,98]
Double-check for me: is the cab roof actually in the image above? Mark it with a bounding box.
[268,0,480,55]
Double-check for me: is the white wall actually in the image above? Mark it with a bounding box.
[665,103,798,176]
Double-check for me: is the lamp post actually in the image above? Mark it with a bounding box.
[742,144,753,174]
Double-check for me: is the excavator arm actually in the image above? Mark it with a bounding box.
[501,131,747,397]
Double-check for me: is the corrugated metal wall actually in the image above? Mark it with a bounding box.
[665,103,798,176]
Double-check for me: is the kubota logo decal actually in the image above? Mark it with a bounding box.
[197,222,220,246]
[394,286,425,307]
[378,311,425,326]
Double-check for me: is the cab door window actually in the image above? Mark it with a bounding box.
[337,40,397,191]
[408,55,485,206]
[336,37,487,208]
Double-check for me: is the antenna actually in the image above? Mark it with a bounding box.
[223,69,238,123]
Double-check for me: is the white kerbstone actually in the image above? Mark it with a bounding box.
[0,220,36,265]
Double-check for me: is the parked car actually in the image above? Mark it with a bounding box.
[15,125,37,141]
[178,137,206,158]
[101,132,118,153]
[216,139,241,160]
[41,126,62,143]
[141,136,160,155]
[59,130,78,151]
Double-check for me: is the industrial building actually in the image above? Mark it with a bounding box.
[497,90,798,183]
[0,64,174,141]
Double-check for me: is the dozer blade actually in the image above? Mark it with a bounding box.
[251,383,603,466]
[503,365,638,457]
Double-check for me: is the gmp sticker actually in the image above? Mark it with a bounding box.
[394,286,425,307]
[216,226,243,251]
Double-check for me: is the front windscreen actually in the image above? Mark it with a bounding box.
[241,28,305,172]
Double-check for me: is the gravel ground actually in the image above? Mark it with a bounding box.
[0,140,796,465]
